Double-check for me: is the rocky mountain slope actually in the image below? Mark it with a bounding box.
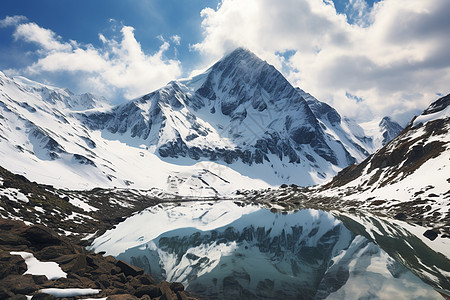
[0,69,269,196]
[83,48,383,185]
[319,93,450,228]
[242,94,449,240]
[0,48,401,195]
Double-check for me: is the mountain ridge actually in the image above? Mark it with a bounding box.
[0,48,402,193]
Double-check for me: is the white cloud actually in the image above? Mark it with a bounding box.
[0,15,28,27]
[8,19,182,100]
[193,0,450,124]
[14,22,72,52]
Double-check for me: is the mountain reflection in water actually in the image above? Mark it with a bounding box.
[91,201,448,299]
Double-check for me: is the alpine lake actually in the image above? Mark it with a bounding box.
[90,200,450,300]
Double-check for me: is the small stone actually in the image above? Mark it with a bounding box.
[423,229,439,241]
[394,213,407,220]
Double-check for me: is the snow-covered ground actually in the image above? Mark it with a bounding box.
[10,251,66,280]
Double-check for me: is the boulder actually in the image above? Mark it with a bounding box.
[137,274,155,285]
[134,285,161,298]
[37,245,73,260]
[116,260,144,277]
[3,274,37,294]
[394,213,407,220]
[160,291,176,300]
[0,251,27,279]
[31,293,56,300]
[56,253,87,273]
[10,295,28,300]
[20,226,61,250]
[170,282,184,292]
[176,291,189,300]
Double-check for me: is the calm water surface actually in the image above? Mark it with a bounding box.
[91,201,450,299]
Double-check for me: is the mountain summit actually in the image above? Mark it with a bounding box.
[0,49,398,193]
[83,48,377,184]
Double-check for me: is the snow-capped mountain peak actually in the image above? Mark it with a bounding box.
[83,48,372,187]
[379,116,403,145]
[0,48,405,193]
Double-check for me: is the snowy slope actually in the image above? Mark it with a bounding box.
[0,48,402,193]
[0,70,269,195]
[81,48,381,187]
[321,93,450,224]
[90,201,440,299]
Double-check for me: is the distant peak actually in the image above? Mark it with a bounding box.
[379,116,392,126]
[379,116,401,128]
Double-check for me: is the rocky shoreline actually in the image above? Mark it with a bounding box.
[0,218,196,299]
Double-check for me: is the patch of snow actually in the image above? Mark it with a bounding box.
[68,197,98,212]
[81,230,98,241]
[10,251,67,280]
[63,211,94,224]
[34,206,45,213]
[0,188,29,203]
[38,288,100,297]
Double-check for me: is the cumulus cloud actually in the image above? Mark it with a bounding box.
[14,22,72,51]
[0,15,28,27]
[193,0,450,124]
[6,18,181,100]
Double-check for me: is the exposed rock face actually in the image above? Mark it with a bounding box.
[0,218,195,299]
[1,49,398,192]
[83,48,369,171]
[324,93,450,191]
[317,94,450,233]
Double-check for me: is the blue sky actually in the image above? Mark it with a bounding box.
[0,0,218,74]
[1,0,449,125]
